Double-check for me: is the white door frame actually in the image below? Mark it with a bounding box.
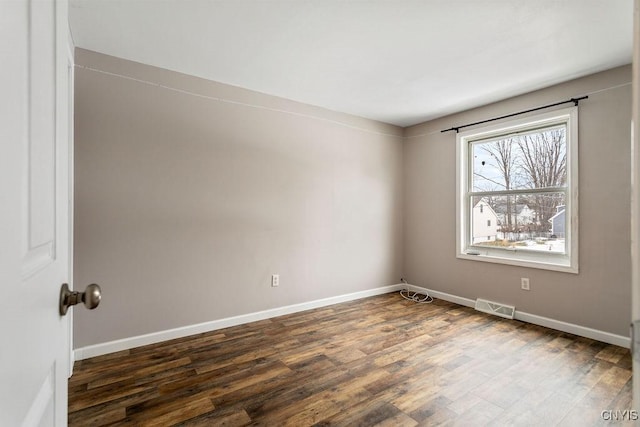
[66,22,76,379]
[632,0,640,415]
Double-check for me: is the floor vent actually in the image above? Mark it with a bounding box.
[475,298,515,320]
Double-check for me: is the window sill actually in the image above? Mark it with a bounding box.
[457,248,578,274]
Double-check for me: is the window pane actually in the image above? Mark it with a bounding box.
[471,193,566,253]
[472,126,567,192]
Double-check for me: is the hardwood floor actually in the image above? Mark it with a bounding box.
[68,293,632,426]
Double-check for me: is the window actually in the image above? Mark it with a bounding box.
[456,107,578,273]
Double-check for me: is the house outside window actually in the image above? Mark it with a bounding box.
[456,107,578,273]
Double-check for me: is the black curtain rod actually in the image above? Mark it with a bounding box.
[440,95,588,133]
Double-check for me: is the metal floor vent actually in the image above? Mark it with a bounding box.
[475,298,515,320]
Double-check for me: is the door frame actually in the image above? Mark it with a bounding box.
[632,0,640,414]
[65,21,76,379]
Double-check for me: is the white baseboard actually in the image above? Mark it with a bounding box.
[406,285,476,308]
[406,284,631,348]
[74,284,404,360]
[75,283,630,361]
[513,311,630,348]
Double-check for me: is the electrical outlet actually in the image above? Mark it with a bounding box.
[521,277,530,291]
[271,274,279,287]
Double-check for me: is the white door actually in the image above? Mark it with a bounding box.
[0,0,74,425]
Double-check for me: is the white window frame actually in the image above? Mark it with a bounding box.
[456,107,578,273]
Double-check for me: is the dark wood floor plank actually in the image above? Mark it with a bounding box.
[315,396,405,426]
[125,393,215,426]
[69,293,632,426]
[178,407,252,426]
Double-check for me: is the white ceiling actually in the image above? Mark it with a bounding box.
[69,1,633,127]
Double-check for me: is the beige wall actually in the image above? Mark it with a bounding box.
[74,48,632,349]
[403,65,632,336]
[73,49,404,348]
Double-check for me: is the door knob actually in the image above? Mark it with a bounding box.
[59,283,101,316]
